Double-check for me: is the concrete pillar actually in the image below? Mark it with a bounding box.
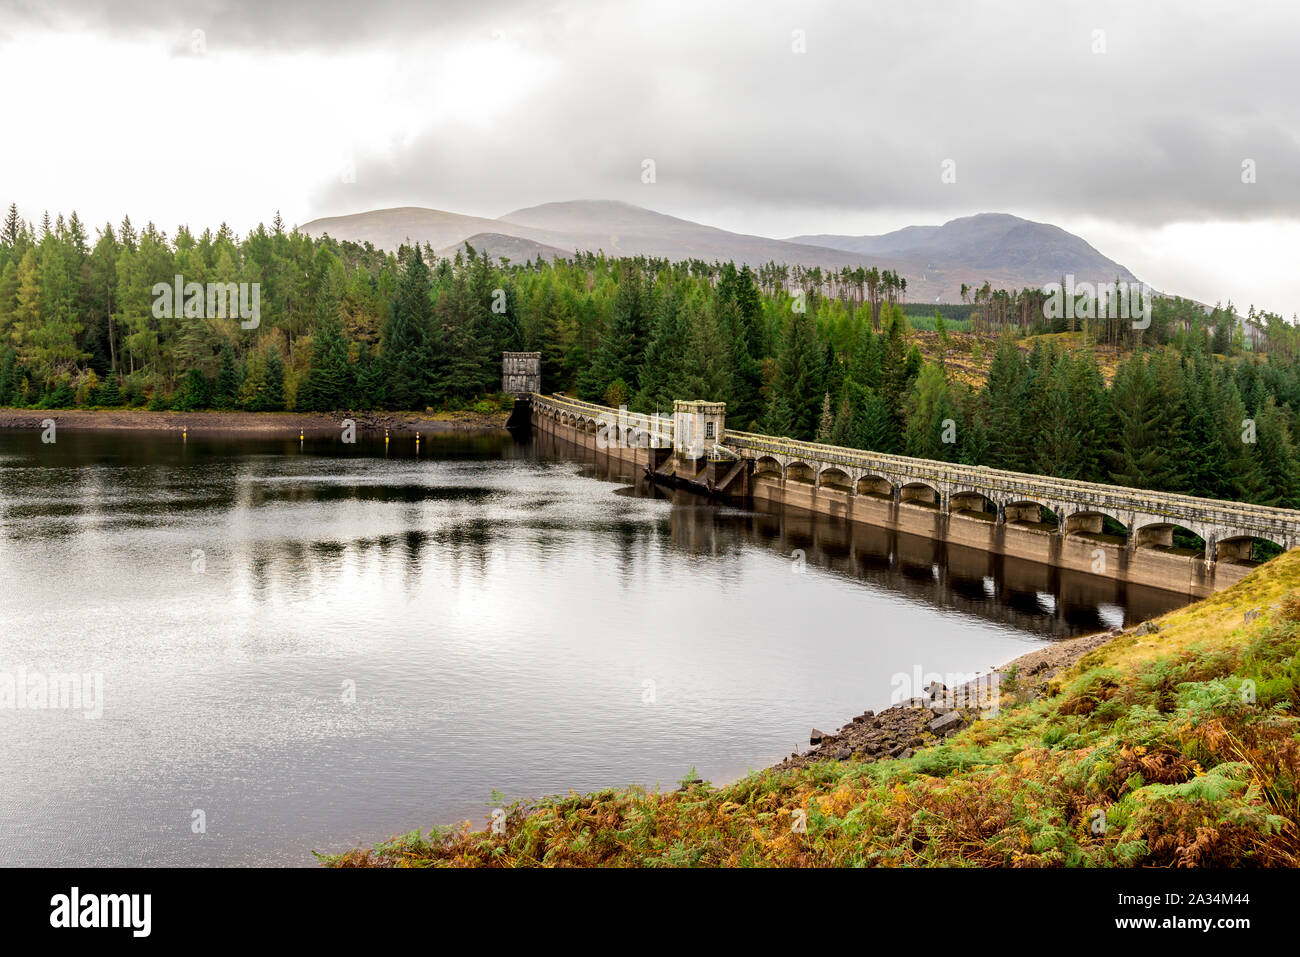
[1065,513,1103,536]
[1135,525,1174,549]
[1217,538,1254,562]
[1005,503,1041,524]
[900,485,937,506]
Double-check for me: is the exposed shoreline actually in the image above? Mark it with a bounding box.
[0,407,511,435]
[772,627,1120,772]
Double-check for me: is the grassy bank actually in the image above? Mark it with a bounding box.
[321,549,1300,867]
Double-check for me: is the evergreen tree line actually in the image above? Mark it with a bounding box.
[875,336,1300,510]
[2,204,1299,511]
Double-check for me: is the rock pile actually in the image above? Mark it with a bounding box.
[776,681,986,771]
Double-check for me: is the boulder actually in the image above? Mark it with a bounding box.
[809,728,828,745]
[929,710,967,736]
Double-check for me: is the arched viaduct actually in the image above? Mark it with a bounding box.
[520,390,1300,598]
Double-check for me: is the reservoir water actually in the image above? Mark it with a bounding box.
[0,427,1188,865]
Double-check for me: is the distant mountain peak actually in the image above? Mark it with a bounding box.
[300,202,1139,302]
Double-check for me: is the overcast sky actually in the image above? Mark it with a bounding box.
[2,0,1298,313]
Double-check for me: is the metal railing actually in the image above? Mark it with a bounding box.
[526,393,1300,535]
[724,430,1300,532]
[530,393,675,443]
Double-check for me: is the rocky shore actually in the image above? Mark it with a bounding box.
[773,626,1124,772]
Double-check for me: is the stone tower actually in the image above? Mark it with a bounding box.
[673,399,726,460]
[502,352,541,394]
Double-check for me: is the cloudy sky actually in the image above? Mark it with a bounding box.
[2,0,1298,313]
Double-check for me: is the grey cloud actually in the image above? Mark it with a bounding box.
[11,0,1300,228]
[0,0,532,51]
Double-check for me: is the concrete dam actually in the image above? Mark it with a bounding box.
[502,353,1300,599]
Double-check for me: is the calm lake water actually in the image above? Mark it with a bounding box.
[0,426,1188,866]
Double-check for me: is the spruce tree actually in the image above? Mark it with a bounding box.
[635,282,688,411]
[99,372,121,407]
[815,392,834,443]
[1108,355,1177,489]
[1252,395,1300,508]
[214,342,239,409]
[765,306,824,439]
[261,351,285,411]
[852,385,895,453]
[383,247,438,409]
[303,300,353,412]
[982,336,1028,469]
[581,268,645,400]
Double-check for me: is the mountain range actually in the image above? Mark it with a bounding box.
[300,201,1138,303]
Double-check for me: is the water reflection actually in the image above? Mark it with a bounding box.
[0,425,1188,866]
[551,429,1185,636]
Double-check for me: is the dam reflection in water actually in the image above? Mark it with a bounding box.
[558,430,1187,638]
[0,426,1187,866]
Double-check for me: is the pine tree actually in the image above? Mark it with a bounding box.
[11,250,40,356]
[354,349,386,410]
[678,298,733,403]
[99,372,121,407]
[0,203,21,252]
[438,266,483,402]
[815,392,834,442]
[983,336,1028,469]
[1217,378,1265,501]
[903,361,958,460]
[879,307,913,442]
[851,384,895,453]
[1252,395,1300,508]
[0,260,17,343]
[580,267,645,400]
[0,348,16,406]
[635,282,688,410]
[829,392,855,446]
[765,305,824,439]
[1108,355,1177,489]
[1033,366,1085,478]
[383,247,438,409]
[179,367,211,410]
[214,342,239,409]
[256,350,285,411]
[302,293,353,411]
